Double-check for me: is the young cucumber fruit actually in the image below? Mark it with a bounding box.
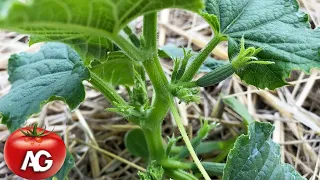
[196,63,234,87]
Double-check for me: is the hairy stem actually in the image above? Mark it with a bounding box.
[169,98,211,180]
[141,54,169,162]
[89,72,139,124]
[90,72,127,107]
[143,55,170,123]
[180,34,226,82]
[142,124,165,161]
[143,12,158,52]
[112,11,208,180]
[112,12,169,162]
[142,12,171,128]
[140,12,169,163]
[111,34,143,62]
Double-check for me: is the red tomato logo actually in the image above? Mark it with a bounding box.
[4,124,66,179]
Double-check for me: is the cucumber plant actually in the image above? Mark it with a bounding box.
[0,0,317,179]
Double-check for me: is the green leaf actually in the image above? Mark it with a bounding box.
[0,0,203,64]
[30,36,114,66]
[204,0,320,89]
[125,128,149,160]
[223,122,305,180]
[201,13,220,35]
[159,44,227,73]
[91,52,134,85]
[223,96,254,125]
[48,149,75,180]
[0,43,89,131]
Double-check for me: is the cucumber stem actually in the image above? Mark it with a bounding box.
[169,98,211,180]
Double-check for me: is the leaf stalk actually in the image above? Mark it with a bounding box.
[180,33,227,82]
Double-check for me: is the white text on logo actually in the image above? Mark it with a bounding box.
[21,150,53,172]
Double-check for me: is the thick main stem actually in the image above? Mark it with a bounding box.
[141,55,169,161]
[142,124,165,161]
[143,12,157,52]
[140,12,169,162]
[143,56,170,124]
[111,12,208,179]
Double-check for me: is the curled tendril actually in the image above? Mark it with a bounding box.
[19,123,55,137]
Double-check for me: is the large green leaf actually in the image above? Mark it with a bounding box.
[91,52,134,85]
[223,122,305,180]
[204,0,320,89]
[159,44,227,73]
[0,0,203,64]
[125,128,149,160]
[30,36,114,66]
[0,43,89,131]
[48,149,75,180]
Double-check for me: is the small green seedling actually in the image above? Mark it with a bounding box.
[0,0,317,179]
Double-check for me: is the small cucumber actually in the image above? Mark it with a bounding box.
[199,162,225,176]
[191,162,225,176]
[196,63,234,87]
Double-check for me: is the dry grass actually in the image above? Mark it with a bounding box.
[1,0,320,179]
